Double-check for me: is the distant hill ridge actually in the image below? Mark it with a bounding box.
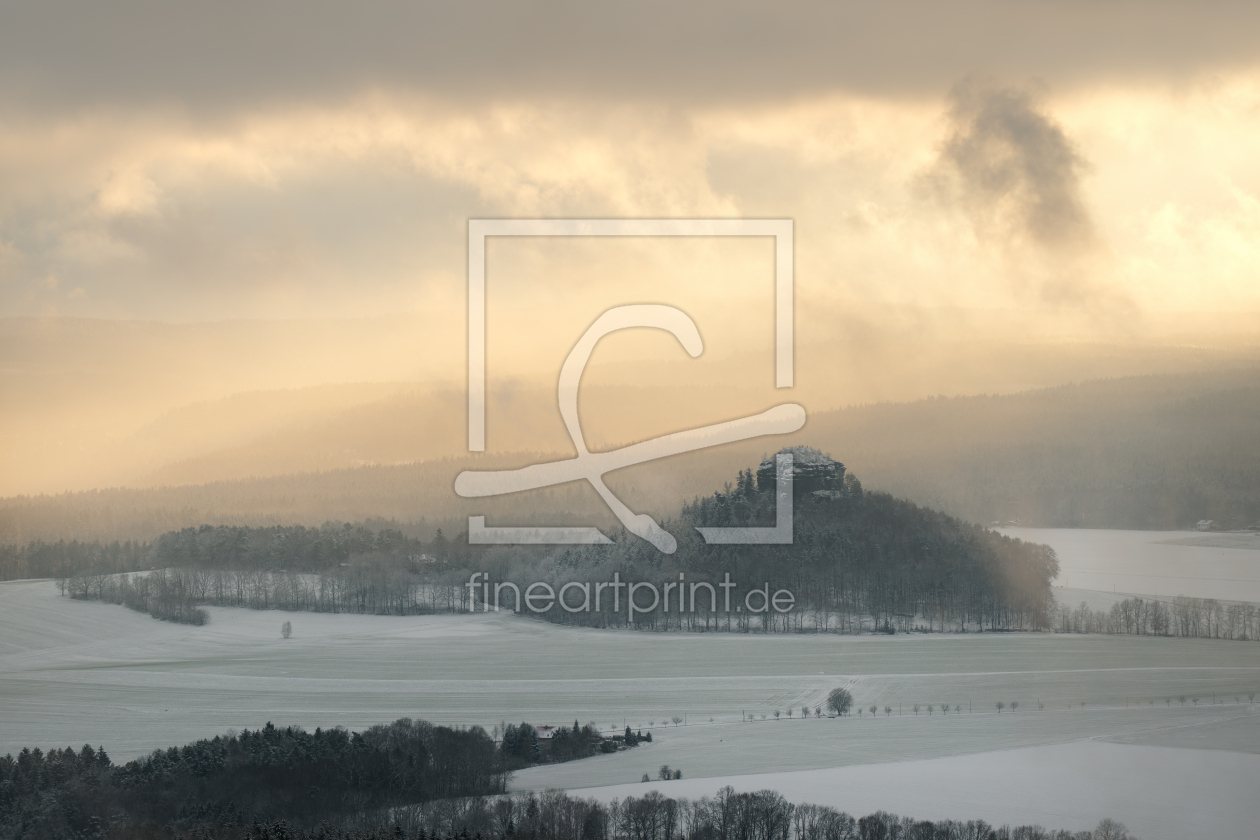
[3,368,1260,543]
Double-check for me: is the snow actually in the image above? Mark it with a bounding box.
[1104,712,1260,753]
[2,577,1258,836]
[508,705,1260,792]
[4,579,1258,758]
[554,741,1260,840]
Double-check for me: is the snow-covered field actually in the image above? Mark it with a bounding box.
[3,577,1259,837]
[554,742,1260,840]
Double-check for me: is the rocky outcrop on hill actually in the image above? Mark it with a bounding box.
[756,446,846,495]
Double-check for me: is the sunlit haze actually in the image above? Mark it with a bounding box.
[3,4,1259,498]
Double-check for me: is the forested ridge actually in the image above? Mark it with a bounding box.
[0,523,434,582]
[0,719,506,839]
[815,368,1260,529]
[0,540,149,583]
[4,370,1260,544]
[0,731,1135,840]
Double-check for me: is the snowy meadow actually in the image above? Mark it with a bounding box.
[3,572,1259,838]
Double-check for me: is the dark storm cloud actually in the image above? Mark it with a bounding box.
[933,79,1097,253]
[922,79,1133,309]
[2,0,1260,113]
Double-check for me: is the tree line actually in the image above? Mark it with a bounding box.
[45,464,1045,633]
[43,451,1068,635]
[51,502,1260,640]
[498,721,623,770]
[57,489,1061,633]
[364,788,1135,840]
[1056,595,1260,640]
[60,566,472,624]
[0,539,148,582]
[40,453,1260,638]
[0,736,1137,840]
[61,567,210,625]
[145,523,432,573]
[0,719,506,839]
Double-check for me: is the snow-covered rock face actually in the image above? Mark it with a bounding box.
[755,447,845,495]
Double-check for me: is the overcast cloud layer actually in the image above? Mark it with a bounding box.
[1,1,1259,324]
[4,0,1260,110]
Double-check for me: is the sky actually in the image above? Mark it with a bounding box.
[3,1,1260,497]
[1,0,1258,324]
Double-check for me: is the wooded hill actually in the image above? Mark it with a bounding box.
[540,453,1058,632]
[0,719,505,838]
[48,448,1060,633]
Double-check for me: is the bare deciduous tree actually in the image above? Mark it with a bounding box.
[281,621,292,639]
[1093,818,1131,840]
[826,688,853,717]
